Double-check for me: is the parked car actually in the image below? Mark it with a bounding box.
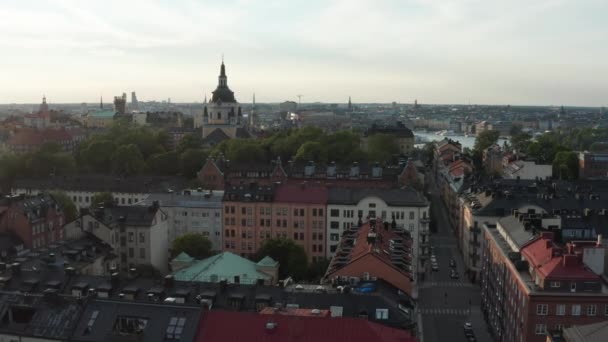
[464,322,473,332]
[449,259,456,268]
[450,270,459,279]
[432,264,439,272]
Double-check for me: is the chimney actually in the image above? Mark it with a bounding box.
[350,162,360,179]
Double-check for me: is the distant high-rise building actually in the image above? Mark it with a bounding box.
[114,94,127,115]
[348,96,352,111]
[100,96,103,109]
[131,91,139,111]
[249,93,257,128]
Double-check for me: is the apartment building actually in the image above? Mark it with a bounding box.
[326,187,429,279]
[75,203,169,274]
[138,190,223,250]
[481,226,608,342]
[0,193,65,249]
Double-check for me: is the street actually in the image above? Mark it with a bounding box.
[417,174,493,342]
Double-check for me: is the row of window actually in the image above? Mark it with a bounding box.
[536,303,608,316]
[180,211,219,218]
[329,209,417,220]
[224,206,325,217]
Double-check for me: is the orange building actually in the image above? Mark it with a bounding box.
[222,183,328,262]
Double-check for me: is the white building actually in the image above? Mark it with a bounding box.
[65,204,170,274]
[137,190,224,250]
[325,187,430,278]
[503,160,553,180]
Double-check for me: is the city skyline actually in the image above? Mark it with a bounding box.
[1,0,607,106]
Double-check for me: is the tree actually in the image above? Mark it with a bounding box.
[179,148,208,178]
[50,191,78,222]
[553,151,579,180]
[294,141,327,163]
[511,132,532,153]
[91,192,114,208]
[176,133,203,154]
[111,144,145,176]
[79,139,116,173]
[171,233,213,259]
[147,151,180,175]
[509,124,523,136]
[305,257,330,281]
[473,130,500,167]
[367,133,400,163]
[257,238,308,280]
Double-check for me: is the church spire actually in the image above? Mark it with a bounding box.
[218,57,227,87]
[100,95,103,109]
[348,96,352,111]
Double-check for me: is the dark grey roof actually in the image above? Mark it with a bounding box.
[496,216,536,248]
[99,205,162,227]
[202,128,230,145]
[223,183,275,202]
[12,176,189,194]
[328,187,428,207]
[235,127,251,138]
[0,292,85,340]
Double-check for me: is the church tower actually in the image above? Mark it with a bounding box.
[249,93,257,128]
[201,59,242,139]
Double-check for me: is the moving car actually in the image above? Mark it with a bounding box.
[450,269,459,279]
[431,263,439,272]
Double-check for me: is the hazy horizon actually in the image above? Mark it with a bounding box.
[1,0,607,106]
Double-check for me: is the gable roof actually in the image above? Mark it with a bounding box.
[195,310,416,342]
[172,252,273,284]
[257,256,279,267]
[325,220,414,295]
[172,252,194,263]
[202,128,230,145]
[274,183,328,204]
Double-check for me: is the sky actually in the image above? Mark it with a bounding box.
[1,0,607,106]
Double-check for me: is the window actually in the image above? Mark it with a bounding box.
[536,304,548,316]
[330,221,339,229]
[128,248,134,258]
[139,248,145,258]
[282,220,287,227]
[571,282,576,292]
[605,305,608,316]
[556,304,565,316]
[572,304,581,316]
[241,219,246,226]
[330,209,340,217]
[313,208,317,216]
[166,317,187,340]
[128,232,134,242]
[294,233,298,240]
[276,219,281,227]
[260,219,265,226]
[300,209,304,216]
[409,211,415,220]
[139,233,145,243]
[294,208,299,216]
[331,233,340,241]
[312,245,317,252]
[225,218,230,225]
[554,324,563,331]
[260,207,265,215]
[587,304,597,316]
[369,203,376,208]
[247,207,252,215]
[242,207,246,215]
[534,324,547,335]
[318,244,323,252]
[375,309,389,320]
[319,209,323,216]
[312,233,317,240]
[318,233,323,240]
[550,281,560,288]
[230,207,235,214]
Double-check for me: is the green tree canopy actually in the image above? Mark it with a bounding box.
[111,144,146,176]
[179,148,208,178]
[50,191,78,222]
[294,141,327,163]
[171,233,213,259]
[91,192,114,208]
[367,133,400,164]
[553,151,579,180]
[147,151,180,175]
[256,238,308,280]
[473,130,500,154]
[176,133,203,154]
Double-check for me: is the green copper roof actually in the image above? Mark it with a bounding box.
[172,252,194,263]
[172,252,273,284]
[90,109,117,118]
[256,256,278,267]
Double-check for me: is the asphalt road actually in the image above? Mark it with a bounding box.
[418,174,494,342]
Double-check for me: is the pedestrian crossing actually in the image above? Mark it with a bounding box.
[419,307,471,316]
[419,281,475,288]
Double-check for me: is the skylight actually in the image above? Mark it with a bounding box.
[166,317,186,340]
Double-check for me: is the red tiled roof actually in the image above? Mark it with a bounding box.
[274,183,328,204]
[521,233,598,281]
[326,220,413,295]
[259,307,330,317]
[195,310,416,342]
